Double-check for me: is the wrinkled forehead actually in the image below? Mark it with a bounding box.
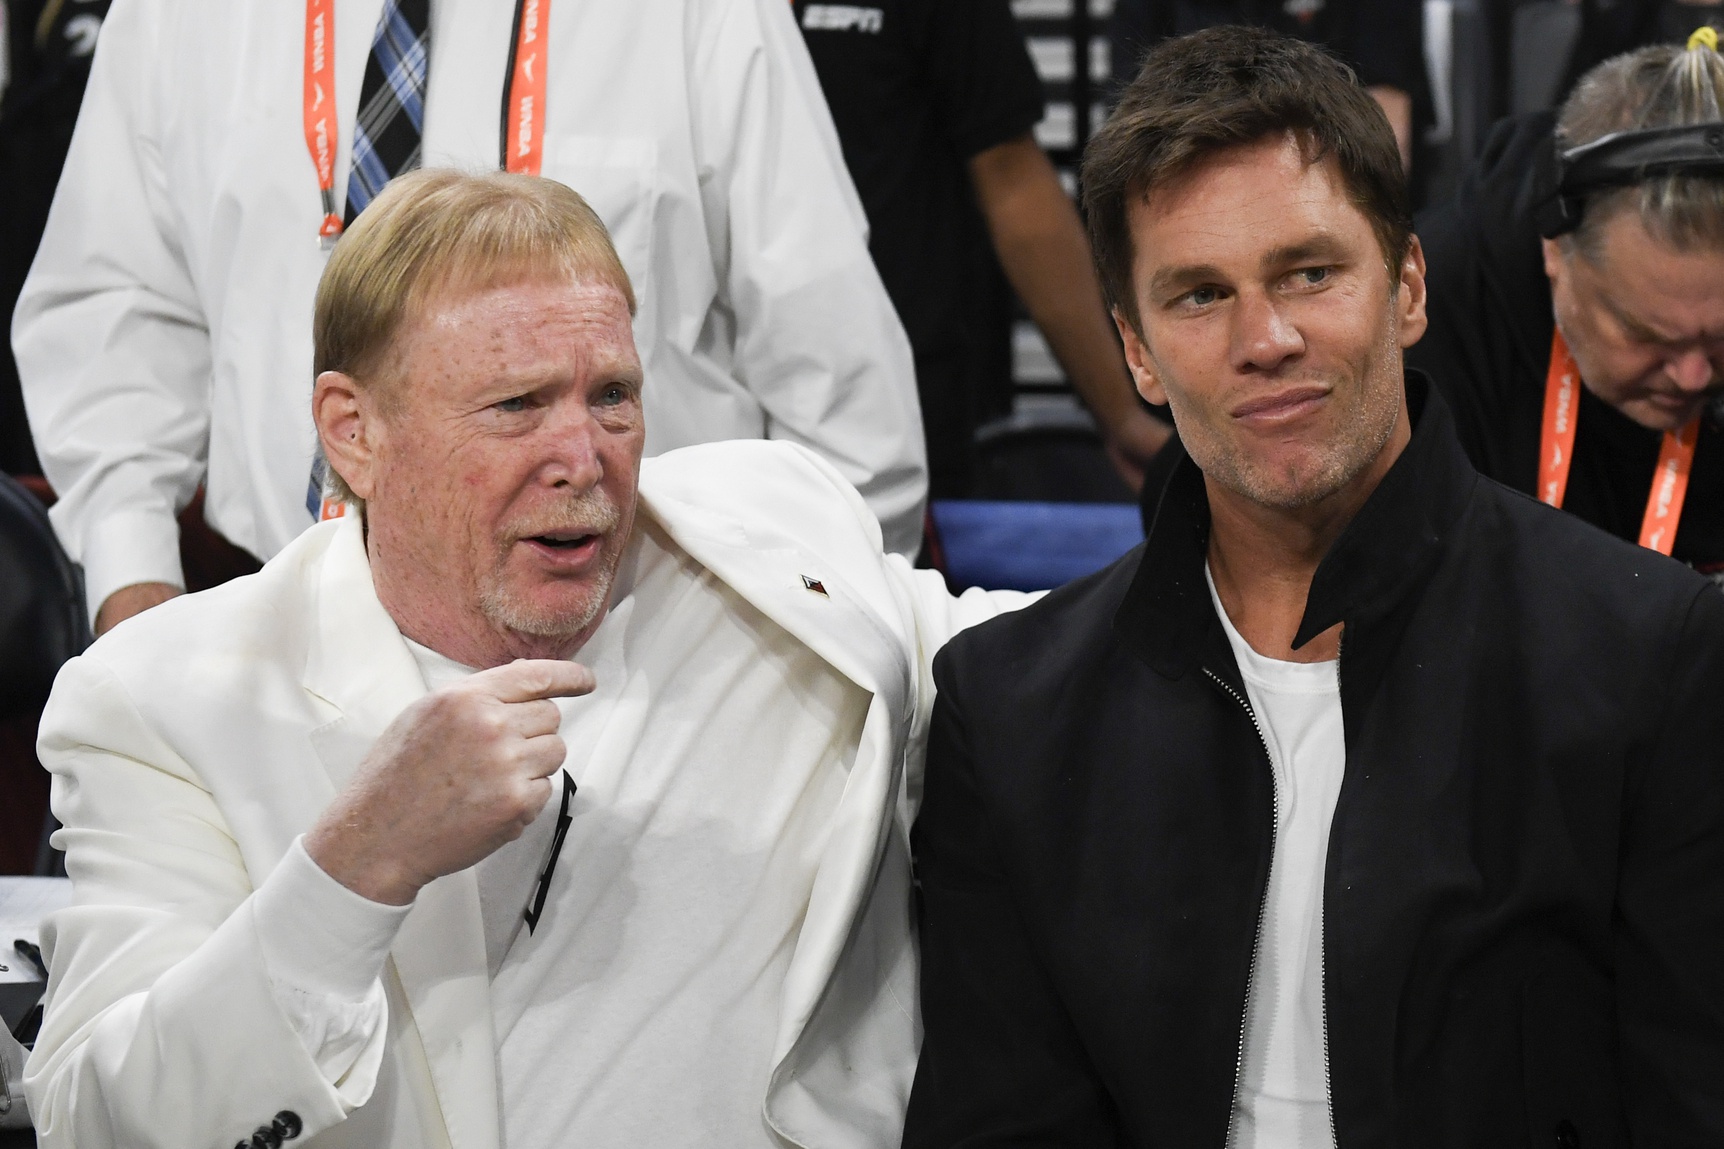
[1129,141,1369,280]
[409,255,635,329]
[380,271,641,394]
[1575,211,1724,337]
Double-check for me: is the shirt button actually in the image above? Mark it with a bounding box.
[274,1112,304,1140]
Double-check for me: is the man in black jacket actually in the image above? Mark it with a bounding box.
[905,26,1724,1148]
[1410,38,1724,577]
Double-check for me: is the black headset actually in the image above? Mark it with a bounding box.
[1534,122,1724,238]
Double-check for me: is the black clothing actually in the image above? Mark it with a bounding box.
[1108,0,1425,103]
[1565,1,1724,101]
[1411,111,1724,576]
[792,0,1044,496]
[1,0,111,476]
[906,375,1724,1146]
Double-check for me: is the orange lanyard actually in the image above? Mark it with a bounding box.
[302,0,550,243]
[1540,330,1699,555]
[503,0,550,175]
[303,0,342,244]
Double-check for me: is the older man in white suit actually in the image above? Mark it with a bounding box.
[26,170,1025,1149]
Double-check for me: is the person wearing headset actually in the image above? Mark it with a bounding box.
[1410,31,1724,576]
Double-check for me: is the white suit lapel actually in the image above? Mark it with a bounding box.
[640,492,915,1066]
[294,492,914,1145]
[301,514,501,1149]
[640,493,910,710]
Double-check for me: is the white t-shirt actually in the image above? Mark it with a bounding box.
[407,520,868,1148]
[1208,569,1344,1149]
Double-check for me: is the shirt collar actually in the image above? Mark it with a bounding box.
[1115,371,1479,678]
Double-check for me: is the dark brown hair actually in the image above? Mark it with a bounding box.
[1083,25,1411,334]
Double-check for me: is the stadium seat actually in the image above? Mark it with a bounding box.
[0,474,85,722]
[931,499,1144,592]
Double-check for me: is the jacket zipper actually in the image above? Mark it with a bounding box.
[1321,633,1341,1149]
[1203,668,1277,1149]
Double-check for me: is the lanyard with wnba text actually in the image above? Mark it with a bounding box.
[300,0,551,247]
[501,0,550,175]
[302,0,549,521]
[1540,329,1699,555]
[303,0,342,244]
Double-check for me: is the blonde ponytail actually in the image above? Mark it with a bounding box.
[1557,31,1724,254]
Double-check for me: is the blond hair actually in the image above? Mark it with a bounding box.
[313,169,636,505]
[1558,37,1724,257]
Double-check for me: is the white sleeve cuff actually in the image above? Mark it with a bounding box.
[255,837,411,1000]
[254,837,412,1097]
[65,504,187,624]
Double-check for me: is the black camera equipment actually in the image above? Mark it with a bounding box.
[1534,122,1724,238]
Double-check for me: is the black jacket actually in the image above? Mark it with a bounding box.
[1409,112,1724,573]
[905,378,1724,1147]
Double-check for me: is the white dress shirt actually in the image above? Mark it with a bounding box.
[15,0,927,619]
[264,518,868,1147]
[1209,570,1342,1149]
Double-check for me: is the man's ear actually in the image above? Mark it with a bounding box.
[1113,307,1168,406]
[312,371,380,501]
[1397,234,1429,349]
[1539,235,1576,303]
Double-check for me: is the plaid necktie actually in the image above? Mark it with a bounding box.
[344,0,430,225]
[308,0,431,519]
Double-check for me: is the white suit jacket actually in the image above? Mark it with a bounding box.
[14,0,927,619]
[27,442,1018,1149]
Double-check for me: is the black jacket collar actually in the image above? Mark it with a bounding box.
[1115,372,1480,681]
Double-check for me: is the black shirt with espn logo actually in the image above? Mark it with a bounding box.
[792,0,1045,496]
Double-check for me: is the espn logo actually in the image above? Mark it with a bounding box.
[802,4,884,33]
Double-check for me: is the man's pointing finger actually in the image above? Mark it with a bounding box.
[480,659,598,704]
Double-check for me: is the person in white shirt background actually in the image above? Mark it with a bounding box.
[26,170,1027,1149]
[13,0,927,637]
